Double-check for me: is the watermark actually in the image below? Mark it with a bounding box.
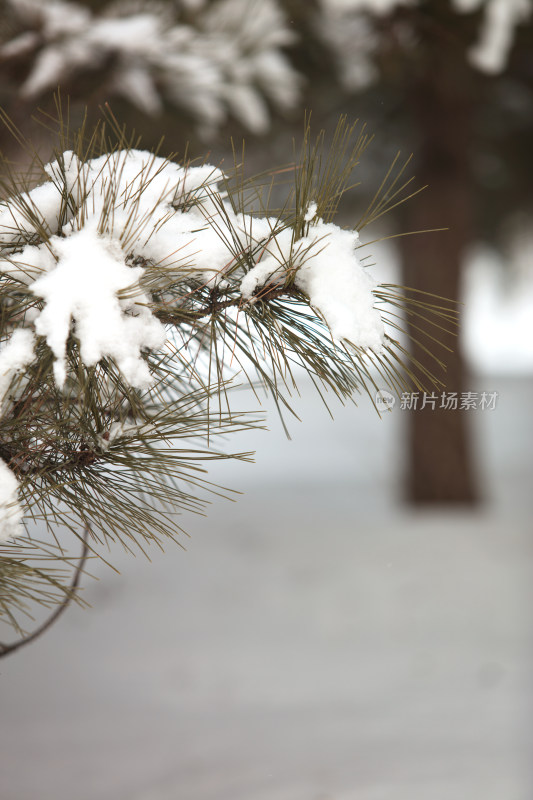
[375,390,499,411]
[375,389,396,411]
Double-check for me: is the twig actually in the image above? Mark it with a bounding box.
[155,284,302,326]
[0,525,90,659]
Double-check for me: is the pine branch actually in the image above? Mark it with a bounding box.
[0,524,90,659]
[0,109,457,637]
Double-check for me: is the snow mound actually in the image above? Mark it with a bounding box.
[0,149,385,390]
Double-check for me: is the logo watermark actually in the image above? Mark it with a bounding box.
[375,390,499,411]
[375,389,396,411]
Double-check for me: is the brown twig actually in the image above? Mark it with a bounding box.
[0,525,91,659]
[155,284,302,326]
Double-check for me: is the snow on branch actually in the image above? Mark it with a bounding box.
[464,0,532,74]
[317,0,533,88]
[0,139,389,545]
[0,147,385,397]
[1,0,301,134]
[0,116,456,635]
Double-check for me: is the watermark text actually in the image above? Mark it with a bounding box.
[375,390,499,411]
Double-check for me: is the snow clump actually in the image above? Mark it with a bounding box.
[0,147,387,538]
[1,0,300,136]
[0,458,24,542]
[0,148,385,389]
[240,219,384,350]
[0,330,37,540]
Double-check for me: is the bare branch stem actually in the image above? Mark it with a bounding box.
[155,284,301,326]
[0,526,90,659]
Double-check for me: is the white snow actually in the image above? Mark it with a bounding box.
[97,420,143,453]
[241,219,384,350]
[39,0,90,37]
[304,201,318,222]
[0,458,24,542]
[31,226,165,388]
[3,0,301,134]
[466,0,532,74]
[238,224,293,298]
[320,0,413,11]
[108,65,162,117]
[0,149,386,389]
[463,243,533,374]
[317,0,533,89]
[0,330,34,541]
[0,30,39,60]
[295,224,383,349]
[90,15,162,54]
[1,371,531,798]
[0,180,65,244]
[1,151,226,388]
[0,328,35,408]
[451,0,482,10]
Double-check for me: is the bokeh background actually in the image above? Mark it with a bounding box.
[1,1,532,798]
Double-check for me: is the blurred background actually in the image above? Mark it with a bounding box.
[0,1,532,798]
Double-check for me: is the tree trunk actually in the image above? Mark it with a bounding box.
[400,51,480,504]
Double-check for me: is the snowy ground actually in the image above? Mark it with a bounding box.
[0,370,532,800]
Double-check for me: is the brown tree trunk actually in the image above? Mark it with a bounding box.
[400,52,480,504]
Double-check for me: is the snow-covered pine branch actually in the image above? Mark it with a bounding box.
[0,115,454,636]
[0,145,385,394]
[317,0,533,89]
[1,0,300,135]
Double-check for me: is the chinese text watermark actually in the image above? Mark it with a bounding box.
[375,390,499,411]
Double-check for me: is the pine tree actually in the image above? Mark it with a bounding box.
[284,0,533,503]
[0,109,454,655]
[3,1,532,509]
[0,0,300,136]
